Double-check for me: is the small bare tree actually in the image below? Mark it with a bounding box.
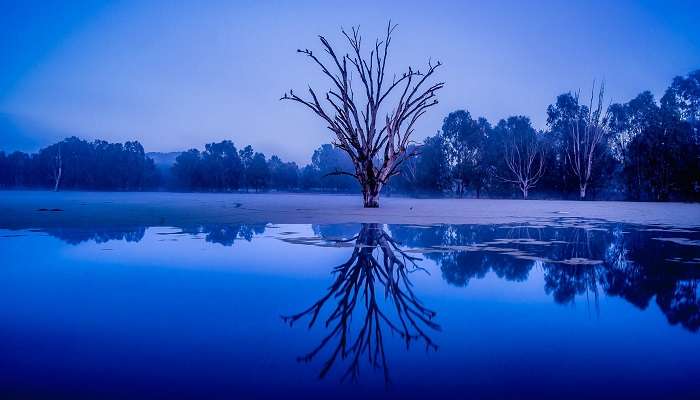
[493,119,545,199]
[566,82,609,199]
[282,23,444,207]
[503,138,544,199]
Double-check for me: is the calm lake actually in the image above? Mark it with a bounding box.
[1,218,699,399]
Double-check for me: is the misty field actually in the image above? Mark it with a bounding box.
[1,190,699,229]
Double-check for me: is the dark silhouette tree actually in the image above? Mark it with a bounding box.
[667,69,700,137]
[201,140,243,190]
[247,152,269,191]
[268,155,299,190]
[238,145,254,191]
[414,134,451,193]
[172,149,204,189]
[441,110,492,198]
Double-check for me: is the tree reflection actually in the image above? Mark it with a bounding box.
[282,223,439,383]
[42,227,146,244]
[656,280,700,331]
[390,220,700,332]
[390,224,534,286]
[540,227,603,309]
[39,224,267,246]
[178,223,266,246]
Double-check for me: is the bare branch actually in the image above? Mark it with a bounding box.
[282,23,443,207]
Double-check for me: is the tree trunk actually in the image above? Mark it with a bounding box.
[362,183,380,208]
[522,187,528,199]
[53,164,62,192]
[579,184,587,200]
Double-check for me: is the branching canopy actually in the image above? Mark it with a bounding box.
[282,22,444,205]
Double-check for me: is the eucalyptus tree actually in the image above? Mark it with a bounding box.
[441,110,491,198]
[282,23,444,207]
[567,84,610,199]
[667,69,700,134]
[547,83,610,199]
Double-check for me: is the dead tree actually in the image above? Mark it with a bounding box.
[497,132,545,199]
[282,23,444,207]
[566,82,609,200]
[52,143,63,192]
[282,223,439,384]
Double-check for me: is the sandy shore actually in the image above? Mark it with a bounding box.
[1,190,699,229]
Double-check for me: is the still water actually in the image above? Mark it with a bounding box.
[1,219,699,399]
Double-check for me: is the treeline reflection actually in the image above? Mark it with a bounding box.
[30,221,700,332]
[387,222,700,332]
[41,227,147,245]
[39,224,267,246]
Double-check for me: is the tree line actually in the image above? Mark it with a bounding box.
[168,141,359,192]
[38,221,700,333]
[1,70,698,200]
[279,23,698,204]
[0,137,158,191]
[389,70,700,201]
[0,136,359,193]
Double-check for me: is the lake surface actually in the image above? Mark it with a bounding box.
[1,218,699,399]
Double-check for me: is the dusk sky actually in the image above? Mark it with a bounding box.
[1,0,699,164]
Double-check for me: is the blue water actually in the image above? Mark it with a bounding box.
[1,220,699,399]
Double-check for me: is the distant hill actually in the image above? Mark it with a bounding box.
[147,151,181,167]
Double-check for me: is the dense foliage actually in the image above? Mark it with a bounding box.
[0,137,158,190]
[387,70,700,200]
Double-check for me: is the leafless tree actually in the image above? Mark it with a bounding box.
[52,143,63,192]
[496,130,545,199]
[566,82,610,199]
[282,23,444,207]
[282,223,439,384]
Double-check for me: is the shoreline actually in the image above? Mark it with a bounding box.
[1,191,699,229]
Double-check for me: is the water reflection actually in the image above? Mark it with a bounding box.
[7,219,700,333]
[34,224,267,247]
[41,226,146,244]
[282,223,439,384]
[389,220,700,332]
[3,219,700,397]
[176,224,266,246]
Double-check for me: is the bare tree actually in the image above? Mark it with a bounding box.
[493,118,545,199]
[282,23,444,207]
[503,139,544,199]
[52,143,63,192]
[566,82,610,199]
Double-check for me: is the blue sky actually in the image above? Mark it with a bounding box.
[1,0,699,163]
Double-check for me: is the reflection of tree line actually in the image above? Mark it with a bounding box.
[176,224,266,246]
[36,221,699,384]
[40,222,699,333]
[41,227,147,245]
[389,223,700,332]
[42,224,267,247]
